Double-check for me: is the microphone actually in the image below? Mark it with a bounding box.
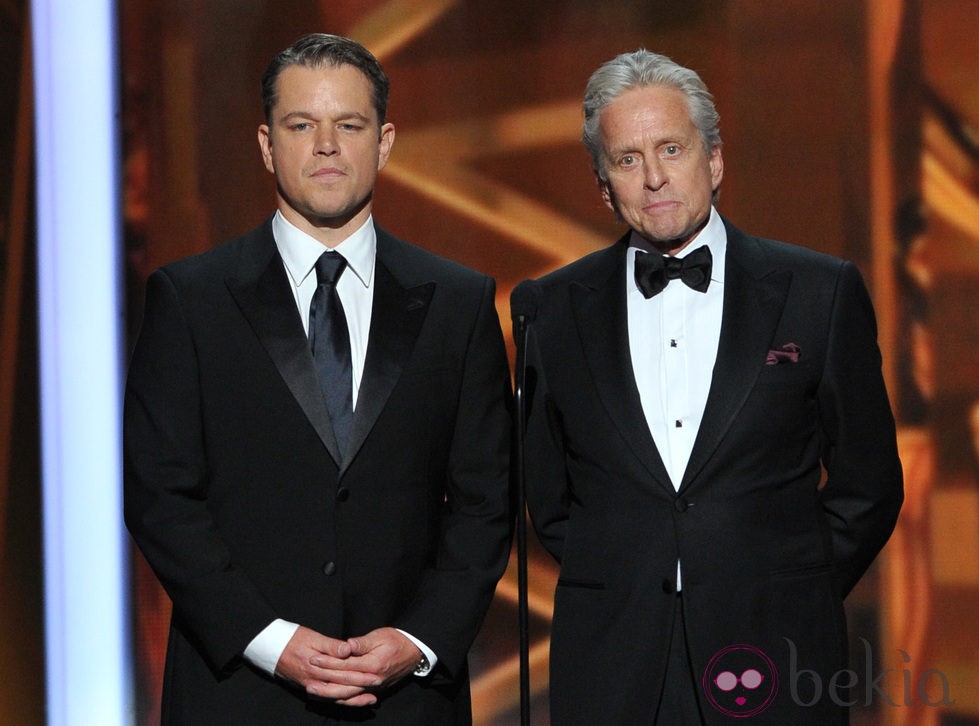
[509,280,539,425]
[510,280,540,328]
[509,280,539,726]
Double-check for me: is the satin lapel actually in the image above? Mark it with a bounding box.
[342,247,433,476]
[679,228,791,491]
[570,243,674,494]
[225,228,343,465]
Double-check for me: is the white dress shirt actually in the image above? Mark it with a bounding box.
[242,211,436,677]
[626,206,727,589]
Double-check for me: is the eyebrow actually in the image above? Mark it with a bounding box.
[605,142,642,157]
[279,110,372,124]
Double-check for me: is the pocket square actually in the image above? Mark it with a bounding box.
[765,342,801,365]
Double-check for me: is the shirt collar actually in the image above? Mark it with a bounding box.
[272,210,376,289]
[628,205,726,285]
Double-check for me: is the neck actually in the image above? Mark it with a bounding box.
[278,200,372,248]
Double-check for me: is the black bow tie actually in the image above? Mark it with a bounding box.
[634,245,712,298]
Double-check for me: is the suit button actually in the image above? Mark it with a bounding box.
[674,497,691,513]
[662,579,675,594]
[322,561,337,576]
[336,487,350,502]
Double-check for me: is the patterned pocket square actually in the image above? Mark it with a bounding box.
[765,342,801,365]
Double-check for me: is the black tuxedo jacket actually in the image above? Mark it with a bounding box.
[124,219,512,724]
[514,219,903,725]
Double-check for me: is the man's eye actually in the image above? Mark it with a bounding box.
[291,122,309,132]
[664,145,680,155]
[620,155,637,166]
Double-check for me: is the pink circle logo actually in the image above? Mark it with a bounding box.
[702,644,779,718]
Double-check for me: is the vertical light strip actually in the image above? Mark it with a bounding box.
[32,0,132,723]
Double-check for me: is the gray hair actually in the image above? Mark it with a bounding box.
[582,50,721,182]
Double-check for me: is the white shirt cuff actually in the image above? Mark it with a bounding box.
[243,619,300,676]
[396,629,437,676]
[243,620,435,678]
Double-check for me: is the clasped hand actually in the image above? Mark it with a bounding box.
[274,626,423,707]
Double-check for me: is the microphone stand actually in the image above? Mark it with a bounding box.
[513,312,531,726]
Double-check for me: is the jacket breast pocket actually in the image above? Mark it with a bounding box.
[399,352,462,382]
[740,362,818,434]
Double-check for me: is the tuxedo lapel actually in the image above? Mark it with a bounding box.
[680,224,791,491]
[225,224,343,465]
[341,231,434,475]
[570,241,674,494]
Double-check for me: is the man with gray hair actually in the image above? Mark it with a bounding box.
[512,50,903,723]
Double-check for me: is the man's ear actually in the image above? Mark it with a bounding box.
[258,125,274,174]
[377,122,396,171]
[598,176,615,213]
[709,145,724,191]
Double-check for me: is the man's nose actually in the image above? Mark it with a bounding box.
[314,126,338,155]
[643,157,666,190]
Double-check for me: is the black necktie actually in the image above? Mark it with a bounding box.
[634,245,712,298]
[309,251,353,456]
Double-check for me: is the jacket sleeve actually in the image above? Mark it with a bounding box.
[816,261,904,596]
[393,275,513,678]
[124,269,278,673]
[514,280,572,564]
